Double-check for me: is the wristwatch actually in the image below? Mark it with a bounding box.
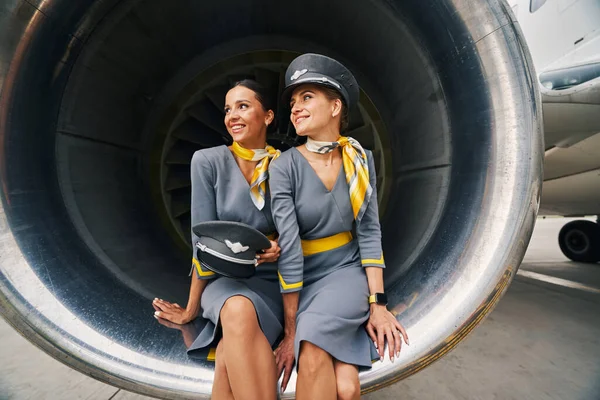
[368,292,388,306]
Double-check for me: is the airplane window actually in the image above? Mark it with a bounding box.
[530,0,548,12]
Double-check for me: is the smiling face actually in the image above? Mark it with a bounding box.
[224,85,274,147]
[289,84,343,139]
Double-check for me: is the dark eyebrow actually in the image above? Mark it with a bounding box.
[224,99,250,109]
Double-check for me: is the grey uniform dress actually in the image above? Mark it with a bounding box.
[269,147,383,368]
[186,145,284,354]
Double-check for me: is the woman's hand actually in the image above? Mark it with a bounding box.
[152,298,194,325]
[256,240,281,265]
[366,305,409,362]
[274,334,295,392]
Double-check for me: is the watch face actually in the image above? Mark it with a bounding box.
[377,293,388,305]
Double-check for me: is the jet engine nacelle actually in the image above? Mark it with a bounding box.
[0,0,543,398]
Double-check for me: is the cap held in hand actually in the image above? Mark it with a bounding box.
[193,221,272,279]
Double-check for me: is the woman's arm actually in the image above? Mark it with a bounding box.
[355,150,386,269]
[358,151,409,360]
[154,276,208,324]
[269,158,305,294]
[184,272,209,320]
[274,291,299,391]
[153,151,219,323]
[365,265,384,295]
[269,157,304,391]
[189,151,220,279]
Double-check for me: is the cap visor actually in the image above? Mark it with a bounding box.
[198,252,256,279]
[281,78,346,106]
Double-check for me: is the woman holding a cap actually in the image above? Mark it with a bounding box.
[153,79,284,400]
[269,55,409,399]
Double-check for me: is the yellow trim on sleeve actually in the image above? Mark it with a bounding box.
[193,258,215,277]
[278,271,303,290]
[207,347,216,361]
[361,254,385,265]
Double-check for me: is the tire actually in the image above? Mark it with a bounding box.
[558,220,600,263]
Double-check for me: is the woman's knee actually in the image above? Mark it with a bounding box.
[220,296,258,333]
[298,341,333,375]
[336,374,360,400]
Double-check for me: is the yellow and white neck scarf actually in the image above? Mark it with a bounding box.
[231,141,280,210]
[305,136,372,223]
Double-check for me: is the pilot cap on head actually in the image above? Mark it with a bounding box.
[193,221,272,279]
[282,53,359,109]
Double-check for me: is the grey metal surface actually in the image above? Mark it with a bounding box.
[3,218,600,400]
[0,0,543,398]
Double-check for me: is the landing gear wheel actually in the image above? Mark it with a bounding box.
[558,220,600,263]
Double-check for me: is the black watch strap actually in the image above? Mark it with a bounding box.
[368,292,388,306]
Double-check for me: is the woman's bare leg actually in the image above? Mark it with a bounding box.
[296,341,337,400]
[211,340,234,400]
[219,296,278,400]
[334,360,361,400]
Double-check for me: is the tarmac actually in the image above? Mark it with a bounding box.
[1,217,599,399]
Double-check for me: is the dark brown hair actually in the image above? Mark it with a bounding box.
[320,86,349,132]
[232,79,274,113]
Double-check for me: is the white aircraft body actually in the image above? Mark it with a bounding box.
[509,0,600,262]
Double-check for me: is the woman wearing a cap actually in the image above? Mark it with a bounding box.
[269,54,409,399]
[153,79,284,400]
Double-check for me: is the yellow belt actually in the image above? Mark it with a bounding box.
[301,231,353,256]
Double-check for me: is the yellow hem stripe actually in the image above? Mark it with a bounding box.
[301,231,353,256]
[207,347,217,361]
[278,271,303,290]
[193,258,215,277]
[361,254,385,265]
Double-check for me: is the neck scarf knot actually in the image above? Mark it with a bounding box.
[305,136,372,223]
[231,142,280,210]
